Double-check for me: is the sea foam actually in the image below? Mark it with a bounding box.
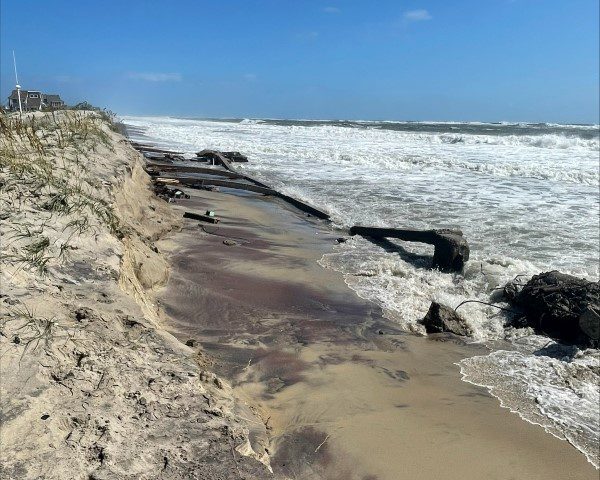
[123,115,600,467]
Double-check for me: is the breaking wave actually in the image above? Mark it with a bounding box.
[460,349,600,469]
[123,114,600,468]
[433,132,599,151]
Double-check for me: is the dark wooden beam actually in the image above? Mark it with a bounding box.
[175,177,330,220]
[131,143,183,155]
[349,226,470,272]
[146,162,271,188]
[183,211,220,224]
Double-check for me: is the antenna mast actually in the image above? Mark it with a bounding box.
[13,50,23,114]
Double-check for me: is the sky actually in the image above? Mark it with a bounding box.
[1,0,598,123]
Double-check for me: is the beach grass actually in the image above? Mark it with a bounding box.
[0,110,125,277]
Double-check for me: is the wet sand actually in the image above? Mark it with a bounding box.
[157,187,597,479]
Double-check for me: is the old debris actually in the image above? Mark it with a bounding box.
[349,226,470,273]
[505,271,600,347]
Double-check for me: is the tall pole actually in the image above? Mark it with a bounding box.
[13,50,23,114]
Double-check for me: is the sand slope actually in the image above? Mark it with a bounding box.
[0,111,271,479]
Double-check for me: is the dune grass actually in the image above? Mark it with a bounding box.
[0,110,125,278]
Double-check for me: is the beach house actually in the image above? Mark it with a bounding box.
[7,90,65,112]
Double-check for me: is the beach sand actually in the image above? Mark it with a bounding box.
[158,186,598,480]
[2,111,596,479]
[0,112,271,479]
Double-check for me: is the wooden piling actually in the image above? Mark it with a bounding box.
[349,226,469,272]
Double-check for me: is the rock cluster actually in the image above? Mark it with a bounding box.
[506,271,600,347]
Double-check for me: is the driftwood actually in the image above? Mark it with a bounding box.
[175,177,330,220]
[196,150,247,163]
[183,211,220,224]
[146,163,271,188]
[132,143,183,155]
[195,150,235,169]
[177,177,274,195]
[349,226,469,273]
[155,177,180,185]
[276,193,330,220]
[222,151,248,162]
[145,146,330,220]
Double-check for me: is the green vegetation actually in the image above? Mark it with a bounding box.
[0,110,126,277]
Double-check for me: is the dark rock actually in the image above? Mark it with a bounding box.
[336,237,347,243]
[579,307,600,343]
[74,308,92,322]
[503,281,521,302]
[185,339,197,347]
[221,151,248,163]
[420,302,472,336]
[511,271,600,346]
[431,230,470,273]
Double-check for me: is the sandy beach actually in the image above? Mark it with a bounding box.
[156,183,598,479]
[0,112,271,479]
[1,111,597,479]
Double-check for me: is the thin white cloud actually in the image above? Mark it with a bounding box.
[403,9,432,22]
[243,73,257,81]
[127,72,182,82]
[296,31,319,40]
[323,6,340,14]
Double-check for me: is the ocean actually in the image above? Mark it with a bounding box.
[122,115,600,467]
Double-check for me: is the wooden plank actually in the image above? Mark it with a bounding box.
[155,177,180,185]
[194,149,235,171]
[146,146,331,221]
[277,193,330,220]
[349,226,469,273]
[176,177,331,220]
[176,177,276,195]
[132,143,184,155]
[146,163,271,188]
[183,211,220,224]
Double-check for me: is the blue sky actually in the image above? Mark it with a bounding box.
[1,0,598,122]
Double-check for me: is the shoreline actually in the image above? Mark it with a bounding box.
[0,111,271,479]
[1,112,596,478]
[150,169,597,478]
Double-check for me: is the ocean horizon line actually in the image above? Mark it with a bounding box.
[119,114,600,129]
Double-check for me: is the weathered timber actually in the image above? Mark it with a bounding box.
[145,163,271,188]
[221,151,248,162]
[177,177,275,195]
[276,193,330,220]
[183,211,220,224]
[132,143,183,155]
[196,149,247,164]
[147,147,330,220]
[175,177,330,220]
[147,163,245,179]
[155,177,180,185]
[194,150,235,170]
[349,226,469,272]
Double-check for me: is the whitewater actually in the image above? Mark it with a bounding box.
[122,115,600,467]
